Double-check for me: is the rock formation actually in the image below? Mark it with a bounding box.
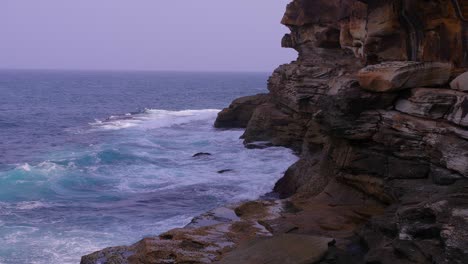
[82,0,468,263]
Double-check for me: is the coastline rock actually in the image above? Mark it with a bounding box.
[86,0,468,263]
[81,201,282,264]
[218,234,333,264]
[358,61,452,92]
[214,94,269,128]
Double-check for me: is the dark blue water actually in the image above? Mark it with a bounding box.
[0,70,297,264]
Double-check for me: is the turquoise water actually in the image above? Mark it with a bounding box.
[0,70,297,263]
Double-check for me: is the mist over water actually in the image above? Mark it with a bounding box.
[0,70,297,264]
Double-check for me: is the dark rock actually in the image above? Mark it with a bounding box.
[214,94,269,128]
[430,165,463,186]
[274,154,327,198]
[242,103,309,152]
[192,152,212,157]
[217,169,233,174]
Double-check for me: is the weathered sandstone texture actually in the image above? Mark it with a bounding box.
[358,61,452,92]
[83,0,468,263]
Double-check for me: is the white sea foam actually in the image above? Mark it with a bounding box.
[15,201,50,210]
[90,109,220,131]
[0,201,53,216]
[19,163,31,171]
[37,161,65,172]
[16,161,64,173]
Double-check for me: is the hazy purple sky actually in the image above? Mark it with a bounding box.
[0,0,297,72]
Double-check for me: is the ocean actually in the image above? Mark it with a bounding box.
[0,70,297,264]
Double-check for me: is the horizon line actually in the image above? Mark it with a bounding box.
[0,67,273,74]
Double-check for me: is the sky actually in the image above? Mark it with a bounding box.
[0,0,297,72]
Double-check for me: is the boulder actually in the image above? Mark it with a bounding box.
[358,61,452,92]
[214,94,269,128]
[450,71,468,92]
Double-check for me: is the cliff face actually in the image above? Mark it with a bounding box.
[82,1,468,263]
[217,0,468,263]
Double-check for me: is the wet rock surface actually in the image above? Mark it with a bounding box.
[83,0,468,263]
[218,234,333,264]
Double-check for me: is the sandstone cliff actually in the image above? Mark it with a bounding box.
[82,1,468,263]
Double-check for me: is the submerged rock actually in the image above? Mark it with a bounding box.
[217,169,233,174]
[192,152,212,157]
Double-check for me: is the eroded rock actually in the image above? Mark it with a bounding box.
[395,87,468,127]
[358,61,452,92]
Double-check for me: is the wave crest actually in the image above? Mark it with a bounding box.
[90,109,220,131]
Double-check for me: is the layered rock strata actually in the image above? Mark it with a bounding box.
[82,0,468,263]
[215,0,468,263]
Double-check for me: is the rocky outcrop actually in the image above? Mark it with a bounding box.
[83,0,468,263]
[214,94,269,128]
[214,0,468,263]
